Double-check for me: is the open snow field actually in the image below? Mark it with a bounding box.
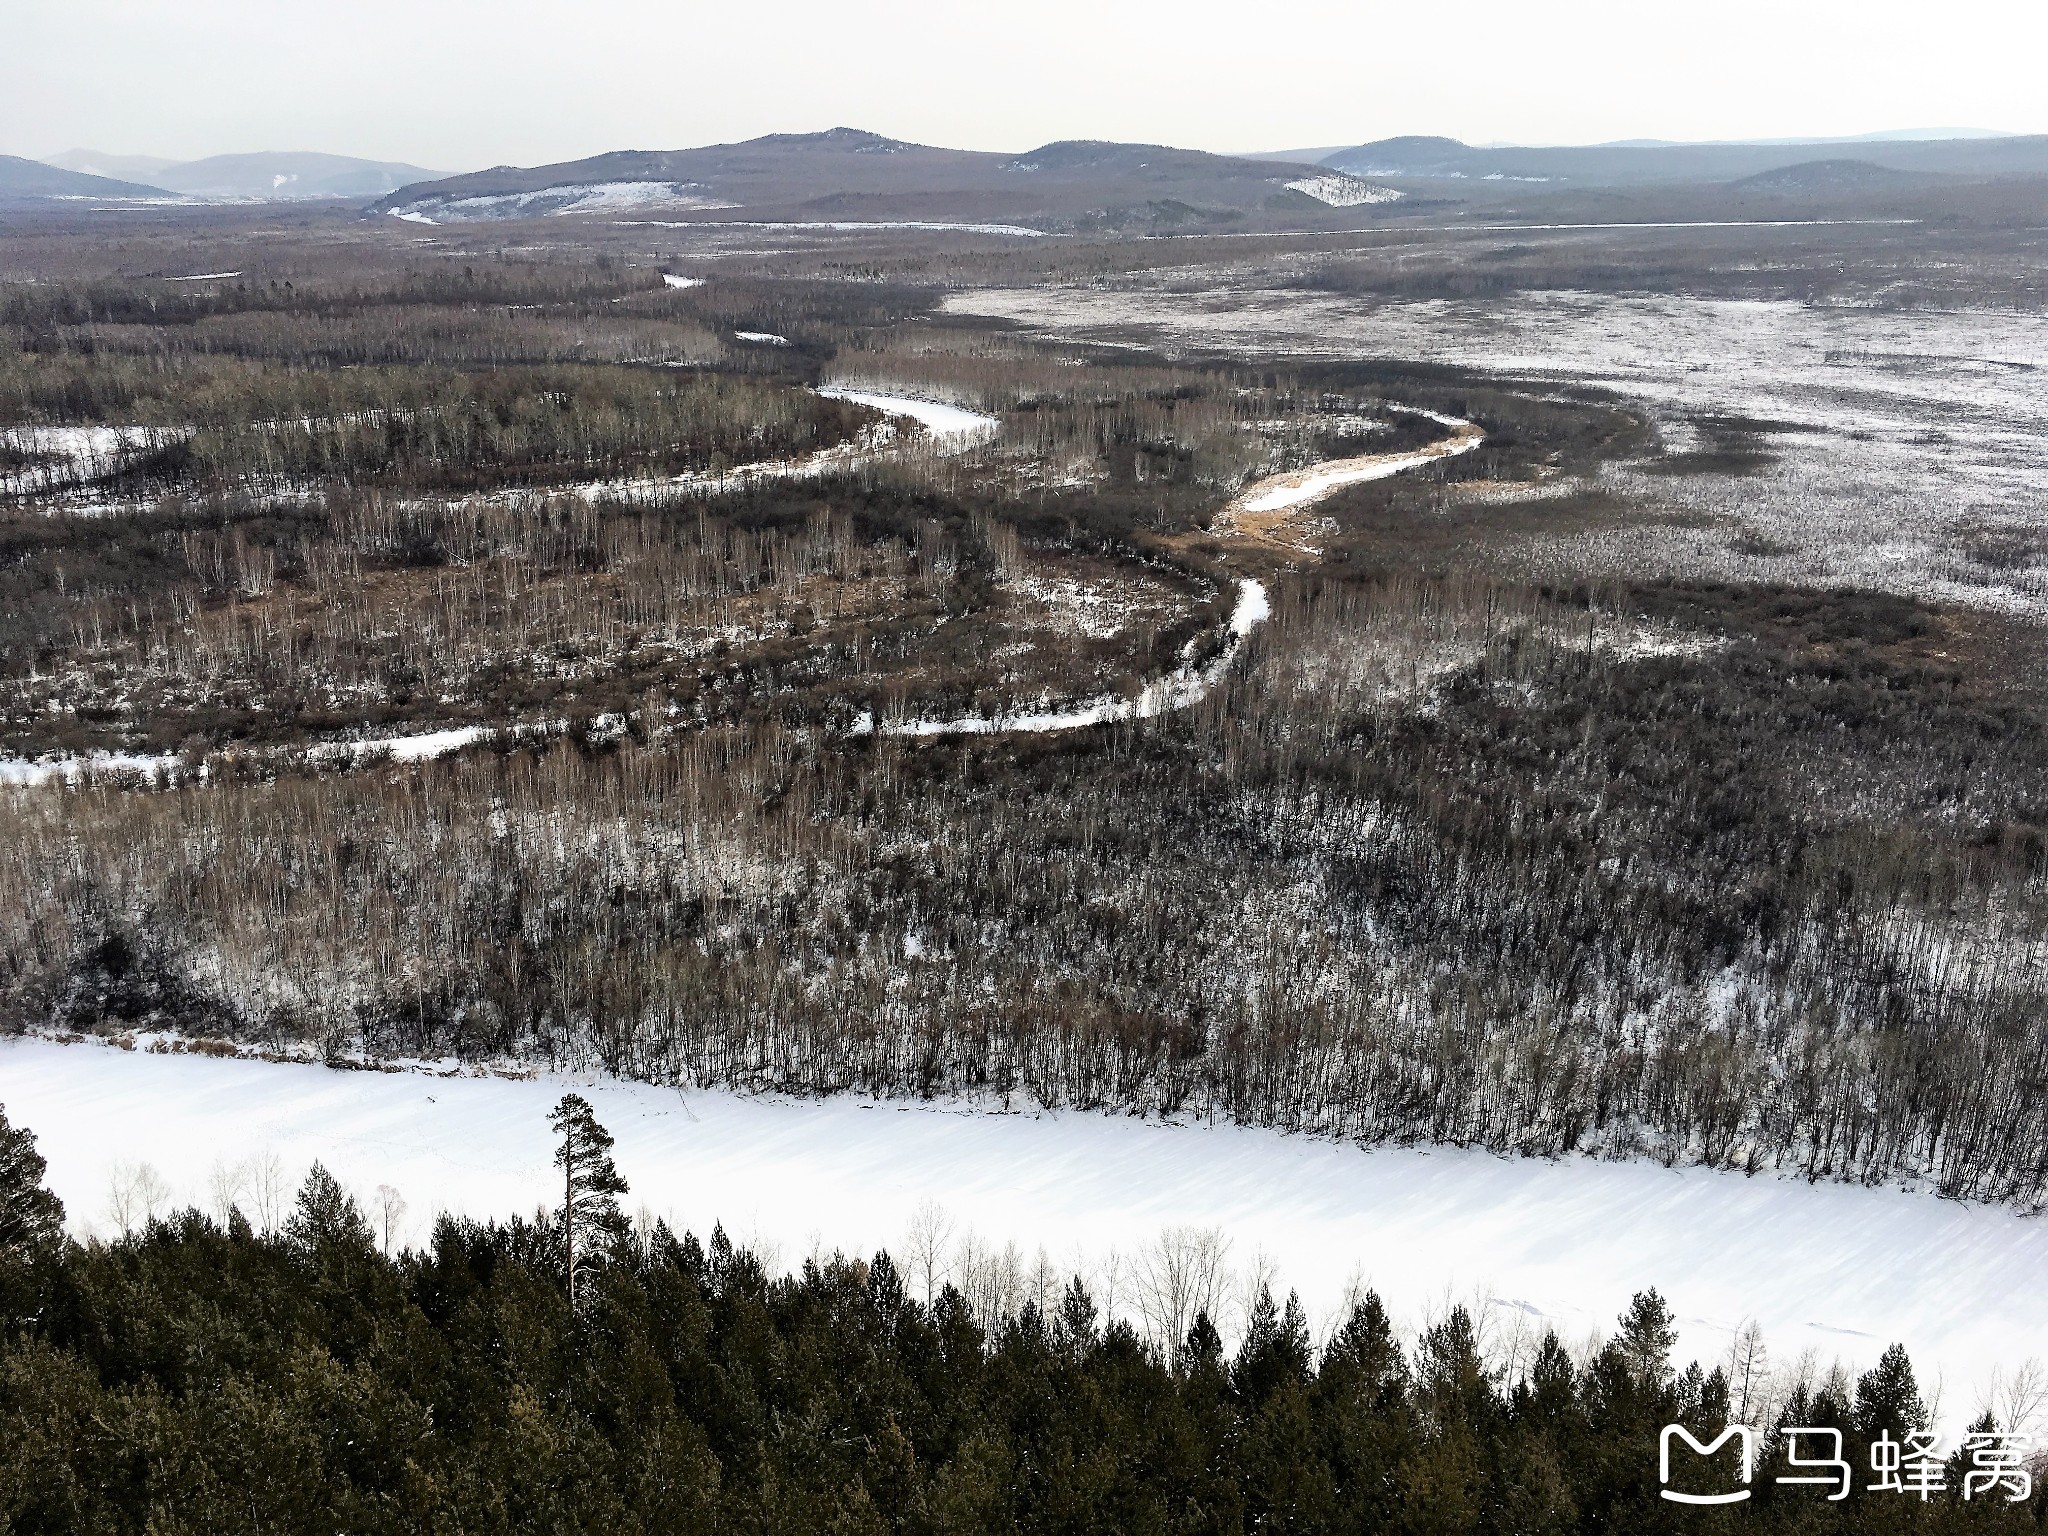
[945,286,2048,619]
[5,1035,2044,1424]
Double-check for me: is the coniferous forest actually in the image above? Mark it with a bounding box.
[2,1101,2041,1535]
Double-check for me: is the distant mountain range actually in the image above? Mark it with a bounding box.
[32,150,444,201]
[1312,133,2048,186]
[7,128,2045,221]
[1594,127,2014,147]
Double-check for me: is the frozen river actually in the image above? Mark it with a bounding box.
[5,1034,2043,1429]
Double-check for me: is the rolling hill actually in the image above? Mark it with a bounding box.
[0,155,170,204]
[373,127,1399,227]
[44,149,443,201]
[1316,132,2048,187]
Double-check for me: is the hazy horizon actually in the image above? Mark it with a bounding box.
[17,125,2032,184]
[8,0,2044,173]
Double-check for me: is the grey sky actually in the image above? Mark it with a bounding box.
[8,0,2043,172]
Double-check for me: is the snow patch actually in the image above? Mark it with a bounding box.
[1283,174,1403,208]
[0,724,503,790]
[0,424,182,497]
[816,386,999,444]
[625,219,1046,237]
[387,182,739,223]
[0,751,182,788]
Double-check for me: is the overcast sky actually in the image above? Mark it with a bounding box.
[8,0,2044,171]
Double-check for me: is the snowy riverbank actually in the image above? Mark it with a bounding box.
[4,1034,2042,1427]
[862,578,1269,738]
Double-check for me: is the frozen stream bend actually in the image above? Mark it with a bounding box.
[566,386,1000,504]
[4,1034,2043,1433]
[867,410,1483,738]
[4,389,998,515]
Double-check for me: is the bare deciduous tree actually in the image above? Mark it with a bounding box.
[374,1184,408,1254]
[207,1158,249,1227]
[107,1160,171,1236]
[248,1151,288,1236]
[1133,1225,1232,1355]
[902,1198,955,1307]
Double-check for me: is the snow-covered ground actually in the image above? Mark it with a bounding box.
[816,385,1002,446]
[626,219,1047,238]
[943,286,2048,620]
[1227,415,1485,517]
[5,1034,2042,1428]
[310,725,493,765]
[1283,175,1402,208]
[387,182,739,222]
[0,424,178,497]
[0,723,504,789]
[0,750,182,788]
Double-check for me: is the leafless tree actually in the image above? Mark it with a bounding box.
[1133,1225,1233,1355]
[901,1198,955,1307]
[374,1184,408,1254]
[207,1157,249,1227]
[247,1151,288,1237]
[107,1160,171,1236]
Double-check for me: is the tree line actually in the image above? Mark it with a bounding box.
[1,1099,2039,1534]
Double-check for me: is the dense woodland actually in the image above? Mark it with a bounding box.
[1,1102,2041,1535]
[1,224,2045,1215]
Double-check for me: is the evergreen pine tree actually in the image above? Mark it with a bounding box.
[1054,1275,1099,1360]
[1233,1285,1312,1405]
[1181,1310,1226,1378]
[549,1093,628,1301]
[1616,1288,1679,1390]
[285,1162,374,1253]
[1854,1341,1928,1440]
[0,1104,65,1255]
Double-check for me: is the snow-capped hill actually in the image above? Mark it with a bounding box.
[1283,173,1402,207]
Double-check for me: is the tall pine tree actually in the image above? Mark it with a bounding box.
[549,1094,628,1301]
[0,1104,64,1256]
